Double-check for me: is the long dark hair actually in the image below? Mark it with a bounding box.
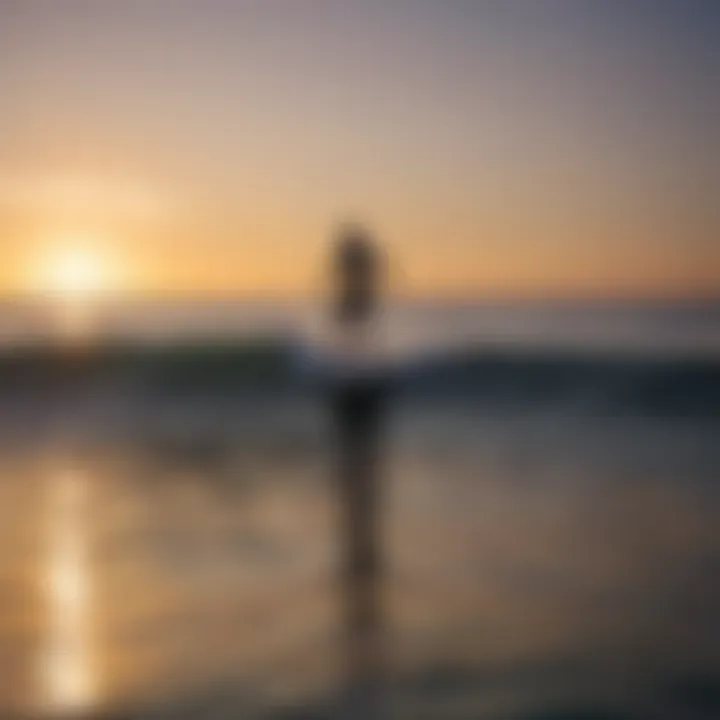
[333,224,381,325]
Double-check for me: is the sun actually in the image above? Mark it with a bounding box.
[38,247,111,299]
[27,241,121,341]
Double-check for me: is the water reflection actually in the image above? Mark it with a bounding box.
[2,404,714,718]
[38,467,96,714]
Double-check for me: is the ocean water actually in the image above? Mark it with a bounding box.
[0,300,718,718]
[1,297,719,355]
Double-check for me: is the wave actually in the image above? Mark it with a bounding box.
[0,338,717,417]
[398,346,720,417]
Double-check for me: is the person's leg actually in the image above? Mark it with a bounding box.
[334,387,386,713]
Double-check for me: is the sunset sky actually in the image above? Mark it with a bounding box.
[1,0,719,298]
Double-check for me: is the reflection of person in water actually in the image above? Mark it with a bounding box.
[329,223,388,704]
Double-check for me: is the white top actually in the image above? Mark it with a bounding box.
[297,310,392,382]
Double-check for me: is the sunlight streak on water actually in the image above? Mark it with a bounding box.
[38,468,96,714]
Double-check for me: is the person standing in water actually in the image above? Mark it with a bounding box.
[329,223,389,713]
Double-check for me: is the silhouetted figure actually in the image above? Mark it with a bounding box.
[330,224,387,714]
[334,227,379,324]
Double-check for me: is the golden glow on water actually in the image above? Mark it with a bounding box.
[38,468,96,713]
